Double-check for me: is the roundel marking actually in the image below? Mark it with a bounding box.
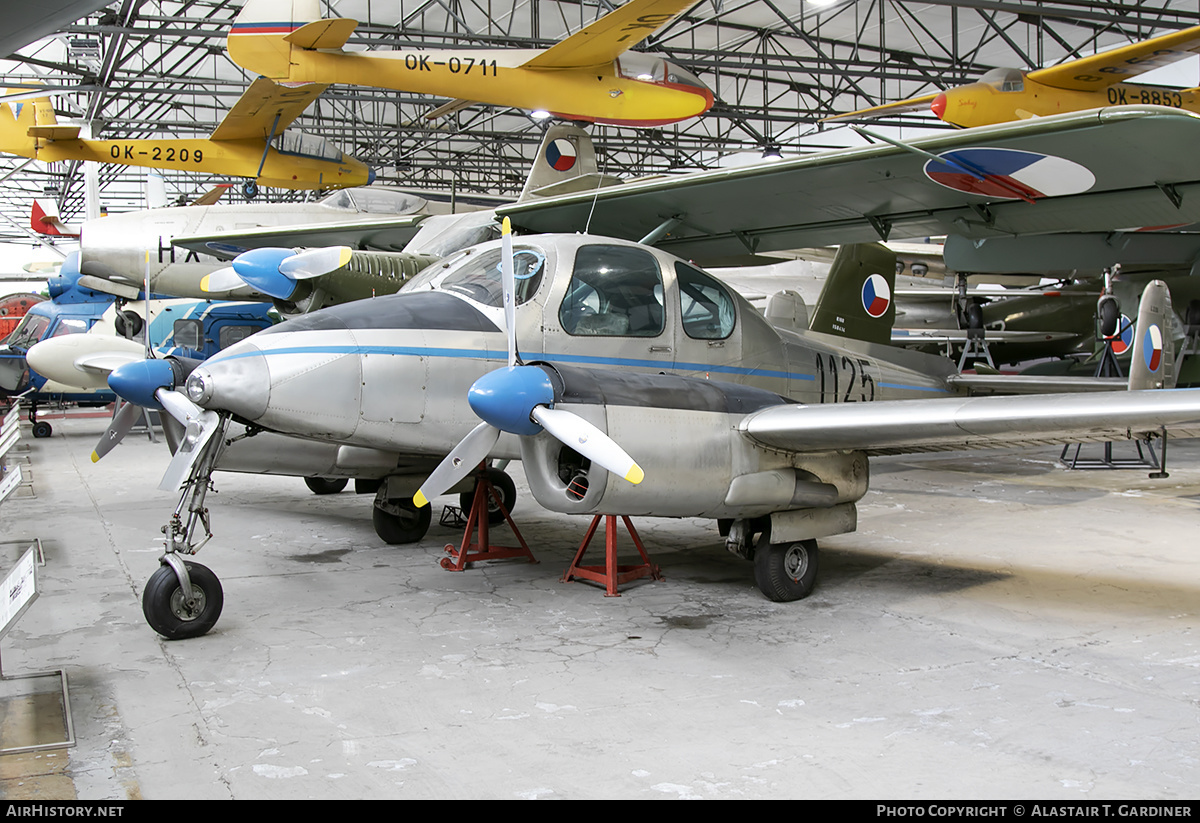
[1143,324,1163,372]
[923,148,1096,199]
[545,139,578,172]
[1111,314,1134,355]
[861,273,891,318]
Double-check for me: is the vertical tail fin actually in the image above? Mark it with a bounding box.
[518,124,615,202]
[1128,279,1175,390]
[227,0,322,79]
[808,243,897,346]
[0,90,49,158]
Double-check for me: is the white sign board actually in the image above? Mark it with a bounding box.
[0,546,37,640]
[0,464,21,505]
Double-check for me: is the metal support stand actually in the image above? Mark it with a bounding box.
[561,515,663,597]
[957,327,995,372]
[1059,439,1160,470]
[0,539,75,755]
[441,465,536,571]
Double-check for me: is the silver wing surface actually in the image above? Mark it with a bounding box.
[740,388,1200,456]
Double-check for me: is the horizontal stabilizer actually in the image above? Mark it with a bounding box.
[424,98,476,121]
[285,17,358,50]
[28,125,80,140]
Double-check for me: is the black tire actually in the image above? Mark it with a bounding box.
[459,467,517,525]
[242,181,259,199]
[31,421,51,439]
[142,561,224,640]
[372,496,432,544]
[753,532,819,603]
[305,476,348,495]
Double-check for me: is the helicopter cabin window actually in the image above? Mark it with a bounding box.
[675,262,736,340]
[437,245,546,307]
[560,245,664,337]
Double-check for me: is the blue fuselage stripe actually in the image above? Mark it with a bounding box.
[208,344,816,382]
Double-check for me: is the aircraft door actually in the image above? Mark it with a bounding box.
[671,261,746,382]
[544,243,677,372]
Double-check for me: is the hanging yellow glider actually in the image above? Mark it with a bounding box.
[227,0,713,127]
[0,78,373,193]
[826,24,1200,128]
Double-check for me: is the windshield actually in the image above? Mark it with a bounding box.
[5,312,50,350]
[616,54,708,90]
[434,245,546,308]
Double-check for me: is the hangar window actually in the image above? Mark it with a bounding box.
[560,245,664,337]
[676,262,735,340]
[437,245,546,307]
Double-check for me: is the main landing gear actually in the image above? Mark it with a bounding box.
[728,521,821,602]
[370,467,517,544]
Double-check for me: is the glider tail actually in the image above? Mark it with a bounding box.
[1128,279,1176,390]
[227,0,322,79]
[517,124,611,202]
[809,243,898,346]
[0,90,52,159]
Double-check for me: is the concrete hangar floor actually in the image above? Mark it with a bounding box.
[1,414,1198,800]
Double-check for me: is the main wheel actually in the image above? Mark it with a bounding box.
[373,496,432,544]
[753,534,819,603]
[142,561,224,639]
[459,467,517,526]
[31,421,52,438]
[242,181,259,199]
[305,476,348,495]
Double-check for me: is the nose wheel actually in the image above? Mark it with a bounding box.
[372,494,433,544]
[142,560,224,640]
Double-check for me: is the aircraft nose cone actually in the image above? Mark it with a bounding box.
[367,167,376,185]
[931,93,947,119]
[185,343,271,421]
[468,366,554,436]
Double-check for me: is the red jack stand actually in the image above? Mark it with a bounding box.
[441,465,537,571]
[561,515,663,597]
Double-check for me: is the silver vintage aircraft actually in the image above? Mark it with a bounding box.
[103,227,1200,639]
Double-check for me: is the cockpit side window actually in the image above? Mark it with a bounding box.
[675,262,736,340]
[437,245,545,308]
[560,245,664,337]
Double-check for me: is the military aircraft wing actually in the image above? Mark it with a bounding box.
[172,215,430,260]
[1026,25,1200,92]
[499,106,1200,263]
[209,76,329,141]
[740,388,1200,457]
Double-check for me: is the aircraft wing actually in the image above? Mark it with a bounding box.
[1027,25,1200,91]
[821,94,940,123]
[209,77,329,142]
[740,388,1200,456]
[173,215,429,260]
[522,0,699,69]
[499,106,1200,263]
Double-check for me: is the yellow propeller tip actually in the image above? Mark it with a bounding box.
[413,490,429,508]
[90,451,100,463]
[625,465,645,485]
[199,274,212,292]
[501,216,511,234]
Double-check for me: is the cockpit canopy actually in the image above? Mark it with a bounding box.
[978,67,1025,93]
[318,187,430,215]
[273,131,345,162]
[615,53,708,91]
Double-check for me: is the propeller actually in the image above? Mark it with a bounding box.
[412,218,643,509]
[201,246,353,299]
[97,358,223,491]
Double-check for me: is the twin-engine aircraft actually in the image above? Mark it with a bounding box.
[826,24,1200,128]
[0,78,371,196]
[102,228,1200,639]
[227,0,713,127]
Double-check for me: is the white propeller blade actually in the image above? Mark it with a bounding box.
[200,266,248,293]
[530,405,644,485]
[501,217,518,367]
[413,422,501,508]
[279,246,353,279]
[91,401,141,463]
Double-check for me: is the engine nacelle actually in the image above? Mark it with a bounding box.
[517,363,869,523]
